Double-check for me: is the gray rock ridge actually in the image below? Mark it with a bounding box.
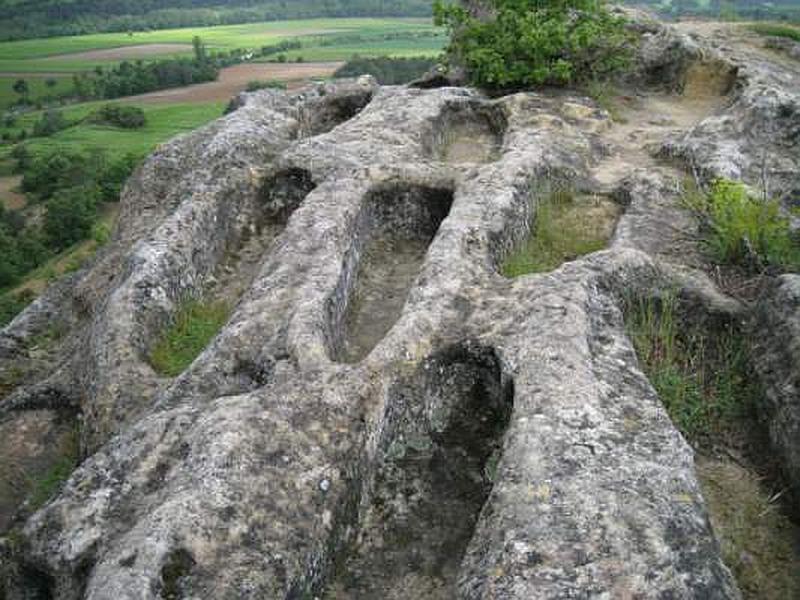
[659,22,800,198]
[751,274,800,507]
[0,79,378,448]
[1,75,745,598]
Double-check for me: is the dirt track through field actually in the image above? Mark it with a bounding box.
[42,44,193,61]
[123,61,344,104]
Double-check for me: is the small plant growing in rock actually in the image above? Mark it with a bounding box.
[434,0,633,89]
[150,300,230,377]
[623,292,755,443]
[685,179,800,272]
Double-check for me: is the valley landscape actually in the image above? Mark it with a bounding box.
[1,1,800,599]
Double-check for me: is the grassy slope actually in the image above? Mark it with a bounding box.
[0,74,70,109]
[1,101,224,160]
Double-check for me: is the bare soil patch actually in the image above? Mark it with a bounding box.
[0,176,25,211]
[125,61,343,105]
[42,44,192,62]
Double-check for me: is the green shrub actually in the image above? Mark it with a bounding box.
[0,290,34,327]
[44,184,101,250]
[434,0,633,88]
[245,79,287,92]
[32,109,69,137]
[150,300,230,377]
[334,55,439,84]
[750,23,800,42]
[687,179,800,271]
[88,104,146,129]
[91,222,112,245]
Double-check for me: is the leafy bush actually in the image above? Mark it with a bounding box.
[44,184,101,250]
[0,206,49,288]
[245,79,287,92]
[0,290,34,327]
[686,179,800,271]
[334,55,439,84]
[150,300,230,376]
[750,23,800,42]
[434,0,632,88]
[88,104,147,129]
[22,150,138,203]
[32,109,69,137]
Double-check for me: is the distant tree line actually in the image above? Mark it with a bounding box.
[6,37,219,109]
[0,0,434,41]
[334,56,439,84]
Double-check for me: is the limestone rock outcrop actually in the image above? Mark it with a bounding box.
[2,15,800,600]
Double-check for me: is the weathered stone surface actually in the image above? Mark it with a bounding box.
[7,16,800,600]
[0,79,742,599]
[751,274,800,506]
[661,23,800,197]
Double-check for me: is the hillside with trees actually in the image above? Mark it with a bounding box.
[0,0,433,41]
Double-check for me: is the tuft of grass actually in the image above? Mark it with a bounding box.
[502,190,620,277]
[684,179,800,272]
[149,300,230,377]
[750,23,800,42]
[27,425,80,510]
[623,292,756,442]
[585,80,627,123]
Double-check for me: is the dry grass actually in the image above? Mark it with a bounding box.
[697,457,800,599]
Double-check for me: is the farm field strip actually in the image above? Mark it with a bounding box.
[0,18,438,65]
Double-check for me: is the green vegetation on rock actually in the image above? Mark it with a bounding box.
[685,179,800,272]
[502,190,620,276]
[150,300,231,376]
[435,0,632,88]
[624,292,800,597]
[28,425,81,510]
[750,22,800,42]
[624,292,755,441]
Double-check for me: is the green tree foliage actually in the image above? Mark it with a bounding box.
[434,0,632,88]
[88,104,147,129]
[32,109,69,137]
[334,55,439,84]
[72,54,219,101]
[44,184,101,250]
[12,79,30,103]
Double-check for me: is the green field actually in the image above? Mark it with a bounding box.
[0,17,444,111]
[0,18,442,73]
[0,74,70,109]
